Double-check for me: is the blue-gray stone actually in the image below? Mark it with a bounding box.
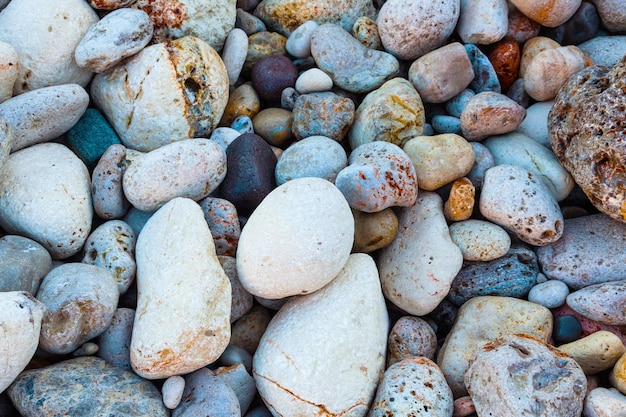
[465,44,501,94]
[431,115,462,134]
[66,108,121,171]
[446,89,475,118]
[121,207,154,236]
[172,368,240,417]
[553,314,583,344]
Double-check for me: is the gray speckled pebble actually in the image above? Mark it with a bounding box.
[579,36,626,67]
[92,144,130,220]
[0,235,51,294]
[387,316,438,366]
[275,135,347,185]
[567,280,626,326]
[199,196,241,257]
[527,279,570,309]
[97,307,134,370]
[172,368,240,417]
[286,20,318,58]
[219,255,253,323]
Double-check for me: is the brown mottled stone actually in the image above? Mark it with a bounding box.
[444,177,475,221]
[352,208,398,253]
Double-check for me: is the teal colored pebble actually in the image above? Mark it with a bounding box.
[446,89,475,118]
[553,314,582,344]
[66,108,121,170]
[465,43,501,94]
[122,207,154,236]
[431,115,462,134]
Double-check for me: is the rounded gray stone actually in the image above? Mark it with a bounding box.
[0,235,51,294]
[275,135,347,185]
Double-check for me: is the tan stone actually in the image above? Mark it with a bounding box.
[558,331,626,375]
[352,208,398,253]
[220,83,260,126]
[444,177,475,221]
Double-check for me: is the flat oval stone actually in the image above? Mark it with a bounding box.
[285,21,318,58]
[8,357,168,417]
[97,307,134,370]
[173,368,240,416]
[509,0,582,27]
[0,235,51,294]
[523,45,586,101]
[0,41,18,103]
[91,36,229,152]
[370,357,453,416]
[443,177,475,221]
[527,279,570,309]
[123,138,226,212]
[348,77,425,149]
[567,280,626,325]
[465,334,586,416]
[465,43,501,93]
[377,0,460,60]
[352,208,398,253]
[558,330,626,374]
[74,8,153,73]
[199,196,241,257]
[479,164,564,246]
[131,198,231,379]
[162,375,185,409]
[253,253,388,416]
[236,177,353,299]
[460,91,526,140]
[291,91,355,141]
[578,35,626,67]
[387,316,438,366]
[457,0,508,44]
[448,219,511,261]
[0,0,98,94]
[37,263,119,355]
[0,84,89,152]
[0,143,92,259]
[92,144,130,220]
[585,387,626,416]
[222,28,248,85]
[275,135,347,185]
[310,23,399,93]
[335,141,418,213]
[378,192,463,316]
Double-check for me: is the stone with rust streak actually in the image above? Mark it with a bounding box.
[548,56,626,223]
[291,91,354,141]
[131,198,231,379]
[444,177,475,221]
[488,38,521,92]
[509,0,582,27]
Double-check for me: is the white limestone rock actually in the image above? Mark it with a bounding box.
[0,41,18,102]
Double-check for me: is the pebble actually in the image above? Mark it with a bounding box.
[335,141,418,212]
[378,192,463,316]
[446,89,475,118]
[466,142,494,190]
[0,83,89,152]
[310,23,399,93]
[0,0,98,94]
[369,357,453,416]
[210,127,242,151]
[222,28,248,85]
[612,352,626,394]
[294,68,333,93]
[509,0,583,27]
[553,314,584,344]
[554,1,600,45]
[460,91,526,140]
[131,198,231,379]
[285,20,318,58]
[593,0,626,32]
[0,291,44,393]
[409,42,475,103]
[67,108,121,171]
[74,8,153,73]
[218,345,253,373]
[221,83,261,127]
[173,368,241,416]
[218,256,253,322]
[275,135,347,185]
[465,43,501,93]
[558,330,626,374]
[431,114,462,134]
[549,56,626,222]
[162,375,185,409]
[199,197,241,257]
[554,304,626,346]
[479,164,564,246]
[236,8,267,36]
[444,177,475,221]
[352,208,398,253]
[231,115,255,134]
[527,279,570,309]
[506,7,541,43]
[484,132,574,201]
[0,143,92,259]
[488,38,521,92]
[97,307,134,370]
[7,357,168,417]
[252,107,293,147]
[457,0,508,45]
[91,36,229,152]
[377,0,460,60]
[89,0,136,9]
[0,235,51,294]
[251,55,298,104]
[291,91,355,141]
[122,207,154,236]
[73,342,100,356]
[91,144,130,220]
[523,45,587,101]
[351,16,382,50]
[519,36,561,78]
[465,334,587,416]
[578,35,626,67]
[438,296,553,397]
[448,219,511,262]
[584,387,626,416]
[236,177,353,298]
[506,77,531,107]
[567,280,626,325]
[229,304,272,355]
[403,133,475,191]
[387,316,438,366]
[515,100,553,147]
[36,263,119,354]
[220,133,277,214]
[253,253,388,416]
[243,31,286,78]
[536,214,626,289]
[349,77,425,149]
[213,363,256,414]
[0,41,18,102]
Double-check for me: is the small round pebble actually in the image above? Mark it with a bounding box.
[251,55,298,103]
[275,135,347,185]
[527,279,570,309]
[449,219,511,261]
[387,316,438,366]
[218,345,253,373]
[352,208,398,253]
[252,107,293,147]
[295,68,333,93]
[553,314,583,344]
[73,342,99,356]
[162,375,185,409]
[444,177,475,221]
[222,28,249,85]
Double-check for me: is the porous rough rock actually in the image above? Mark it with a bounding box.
[457,0,508,45]
[253,253,388,417]
[387,316,438,366]
[566,280,626,326]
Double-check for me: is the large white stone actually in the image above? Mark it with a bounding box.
[253,253,388,416]
[131,198,231,379]
[378,191,463,316]
[236,177,354,299]
[0,143,92,259]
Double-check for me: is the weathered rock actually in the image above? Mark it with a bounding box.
[291,91,355,141]
[0,235,51,294]
[172,368,241,416]
[591,0,626,32]
[92,144,130,220]
[286,20,318,58]
[443,177,475,221]
[558,330,626,375]
[97,307,134,370]
[199,196,241,257]
[457,0,508,45]
[352,208,398,253]
[579,35,626,67]
[229,304,272,355]
[387,316,438,366]
[584,387,626,417]
[448,219,511,262]
[567,280,626,325]
[524,45,586,101]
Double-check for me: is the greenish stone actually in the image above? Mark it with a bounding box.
[553,314,583,344]
[67,108,121,170]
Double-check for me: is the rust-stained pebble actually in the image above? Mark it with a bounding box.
[488,38,521,93]
[444,177,475,221]
[460,92,526,140]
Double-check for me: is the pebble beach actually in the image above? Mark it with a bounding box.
[0,0,625,415]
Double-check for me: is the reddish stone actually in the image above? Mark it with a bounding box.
[553,304,626,345]
[488,38,521,93]
[506,8,541,44]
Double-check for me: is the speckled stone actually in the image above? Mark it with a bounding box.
[295,68,333,93]
[242,31,287,78]
[229,304,272,355]
[198,196,241,257]
[275,135,347,185]
[446,89,475,118]
[465,43,501,94]
[592,0,626,32]
[552,2,600,45]
[172,368,241,416]
[567,280,626,326]
[558,330,626,374]
[8,357,168,417]
[460,92,526,140]
[578,35,626,67]
[352,208,398,253]
[548,56,626,222]
[444,177,475,221]
[236,8,267,36]
[291,91,355,141]
[92,144,130,220]
[285,20,318,58]
[218,255,253,323]
[457,0,508,45]
[506,7,541,43]
[509,0,583,27]
[0,235,51,294]
[431,115,462,135]
[584,387,626,416]
[611,351,626,394]
[488,38,521,92]
[351,16,382,50]
[448,219,511,262]
[519,36,561,79]
[387,316,438,366]
[527,279,570,309]
[222,28,248,85]
[97,307,134,370]
[220,84,261,127]
[0,41,18,103]
[515,100,553,147]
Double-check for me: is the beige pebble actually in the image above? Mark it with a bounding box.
[524,45,586,102]
[453,396,475,417]
[162,375,185,409]
[222,28,248,85]
[252,107,293,147]
[220,82,261,126]
[229,304,272,355]
[449,219,511,261]
[0,41,18,103]
[444,177,475,221]
[611,351,626,394]
[509,0,582,27]
[351,16,382,50]
[558,331,626,375]
[352,208,398,253]
[519,36,561,79]
[295,68,333,93]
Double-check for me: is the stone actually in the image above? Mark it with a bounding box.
[556,2,600,45]
[519,36,561,79]
[213,363,256,414]
[554,304,626,346]
[285,20,318,58]
[210,127,241,151]
[0,41,18,103]
[352,208,398,253]
[218,256,253,323]
[558,330,626,374]
[236,8,267,35]
[465,334,587,416]
[231,115,254,134]
[162,375,185,409]
[446,89,475,118]
[611,352,626,394]
[217,345,253,373]
[97,307,134,370]
[0,0,98,94]
[252,107,293,147]
[567,280,626,325]
[515,100,553,147]
[0,291,44,393]
[92,144,130,220]
[90,0,139,9]
[369,357,454,417]
[74,8,153,73]
[91,36,229,152]
[479,164,564,246]
[229,304,272,355]
[465,43,501,93]
[222,28,248,85]
[348,77,425,149]
[431,115,462,135]
[82,220,137,294]
[387,316,438,366]
[460,92,526,140]
[8,357,168,416]
[584,387,626,416]
[466,142,494,190]
[123,138,226,212]
[220,83,261,127]
[0,114,10,172]
[536,214,626,289]
[457,0,508,45]
[351,16,382,50]
[0,83,89,152]
[506,7,541,43]
[242,31,286,78]
[253,253,388,416]
[236,177,353,299]
[403,133,475,191]
[592,0,626,32]
[524,45,586,101]
[437,296,553,397]
[122,207,154,236]
[377,0,460,60]
[378,192,463,316]
[0,235,51,294]
[310,23,399,93]
[579,35,626,67]
[409,42,474,103]
[509,0,583,27]
[199,197,241,257]
[252,0,376,36]
[506,77,530,107]
[291,91,355,141]
[67,108,122,171]
[172,368,240,416]
[448,219,511,262]
[488,38,521,92]
[444,177,475,221]
[295,68,333,93]
[37,263,119,354]
[0,143,92,259]
[251,55,298,104]
[335,141,418,213]
[131,198,231,379]
[553,314,583,344]
[275,135,347,185]
[548,56,626,222]
[528,279,570,309]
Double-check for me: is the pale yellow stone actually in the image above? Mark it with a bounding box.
[559,331,626,375]
[610,351,626,394]
[220,83,260,126]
